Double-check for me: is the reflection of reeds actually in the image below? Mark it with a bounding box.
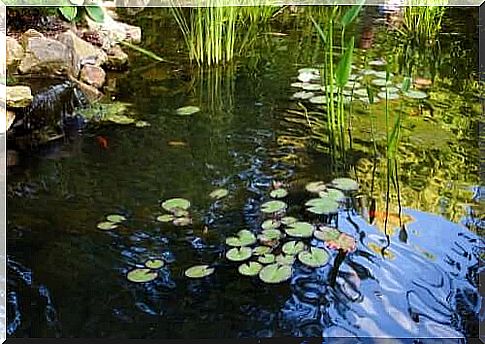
[397,0,446,44]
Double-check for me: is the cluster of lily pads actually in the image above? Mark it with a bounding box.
[157,198,193,227]
[291,61,428,106]
[97,213,127,230]
[126,258,169,283]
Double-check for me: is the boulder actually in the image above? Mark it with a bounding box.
[80,65,106,89]
[105,45,128,70]
[19,37,77,76]
[57,30,108,69]
[20,29,44,48]
[6,86,33,108]
[6,37,24,68]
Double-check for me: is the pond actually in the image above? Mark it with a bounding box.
[6,6,483,339]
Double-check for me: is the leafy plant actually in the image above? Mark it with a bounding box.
[58,1,105,23]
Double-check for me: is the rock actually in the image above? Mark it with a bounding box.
[86,10,142,48]
[19,37,77,76]
[6,86,33,108]
[57,30,108,69]
[6,110,16,131]
[70,78,103,103]
[105,45,128,70]
[80,65,106,88]
[121,22,142,44]
[20,29,44,48]
[6,37,24,68]
[7,150,19,167]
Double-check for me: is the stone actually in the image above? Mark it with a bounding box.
[80,65,106,89]
[105,45,128,71]
[20,29,44,48]
[6,110,15,131]
[6,37,24,68]
[57,30,108,69]
[73,79,103,103]
[19,37,77,76]
[6,86,33,108]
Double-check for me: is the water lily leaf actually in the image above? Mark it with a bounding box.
[270,188,288,199]
[373,71,393,79]
[331,178,359,191]
[291,82,305,88]
[380,86,399,93]
[261,200,287,214]
[305,181,327,193]
[281,216,298,225]
[135,120,151,127]
[326,233,357,252]
[293,91,315,100]
[309,95,328,104]
[209,188,229,200]
[285,222,314,238]
[173,217,192,226]
[127,268,158,283]
[225,230,256,247]
[173,208,189,217]
[59,6,77,21]
[282,241,306,255]
[319,188,346,202]
[176,106,200,116]
[298,68,319,74]
[305,197,339,215]
[157,214,175,222]
[298,247,330,267]
[354,88,369,97]
[85,5,105,23]
[276,254,295,265]
[258,253,276,264]
[162,198,191,211]
[107,114,135,124]
[298,72,315,83]
[252,246,272,256]
[259,263,292,284]
[377,91,400,100]
[262,219,281,230]
[314,226,341,241]
[145,259,164,269]
[106,214,126,223]
[404,90,428,99]
[368,59,387,66]
[302,83,322,91]
[238,261,263,276]
[97,221,118,230]
[371,79,392,87]
[185,265,214,278]
[261,229,282,240]
[226,247,252,262]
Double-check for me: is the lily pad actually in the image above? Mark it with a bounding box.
[309,96,327,104]
[173,217,192,226]
[326,233,357,252]
[144,259,164,269]
[380,86,399,93]
[157,214,175,222]
[173,208,189,217]
[291,82,305,88]
[97,221,118,230]
[282,241,306,255]
[225,230,257,247]
[298,68,319,74]
[354,88,369,97]
[106,214,126,223]
[373,71,393,79]
[261,200,287,214]
[302,83,322,91]
[377,91,400,100]
[371,79,392,87]
[209,188,229,200]
[262,219,281,230]
[261,229,282,240]
[298,247,330,268]
[298,72,315,82]
[276,254,295,265]
[314,226,341,241]
[226,247,252,262]
[135,120,151,127]
[270,188,288,199]
[162,198,191,212]
[368,59,387,66]
[176,106,200,116]
[404,89,428,99]
[285,222,314,238]
[258,253,276,264]
[252,246,272,256]
[107,114,135,124]
[331,177,359,191]
[305,181,327,193]
[238,261,263,276]
[127,268,158,283]
[184,265,215,278]
[319,188,346,202]
[293,91,315,100]
[305,197,339,215]
[259,263,292,284]
[281,216,298,225]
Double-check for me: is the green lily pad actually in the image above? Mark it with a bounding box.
[173,208,189,217]
[270,188,288,199]
[331,177,359,191]
[291,82,305,88]
[319,188,346,202]
[261,229,282,240]
[226,247,252,262]
[293,91,315,100]
[162,198,191,212]
[127,268,158,283]
[404,89,428,99]
[225,230,257,247]
[302,83,322,91]
[354,88,369,97]
[262,219,281,230]
[173,217,192,226]
[305,181,327,193]
[97,221,118,230]
[107,114,135,124]
[276,254,295,265]
[368,60,387,66]
[106,214,126,223]
[305,197,339,215]
[298,68,319,74]
[309,95,327,104]
[285,222,314,238]
[261,200,287,214]
[209,188,229,200]
[371,79,392,87]
[298,247,330,268]
[314,226,341,241]
[135,120,151,127]
[252,246,272,256]
[144,259,165,269]
[157,214,175,222]
[176,106,200,116]
[377,91,400,100]
[281,216,298,225]
[184,265,215,278]
[259,263,292,284]
[238,261,263,276]
[373,71,392,79]
[380,86,399,93]
[282,241,306,255]
[326,233,357,252]
[258,253,276,264]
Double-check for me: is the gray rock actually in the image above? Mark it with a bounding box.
[6,37,24,68]
[80,65,106,89]
[20,29,44,48]
[105,45,128,70]
[57,30,108,70]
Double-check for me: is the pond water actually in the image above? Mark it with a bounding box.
[6,6,483,339]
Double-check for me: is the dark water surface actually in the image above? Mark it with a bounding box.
[6,7,483,339]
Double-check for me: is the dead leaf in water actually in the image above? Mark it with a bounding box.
[168,141,188,147]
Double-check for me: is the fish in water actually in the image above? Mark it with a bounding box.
[96,136,109,149]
